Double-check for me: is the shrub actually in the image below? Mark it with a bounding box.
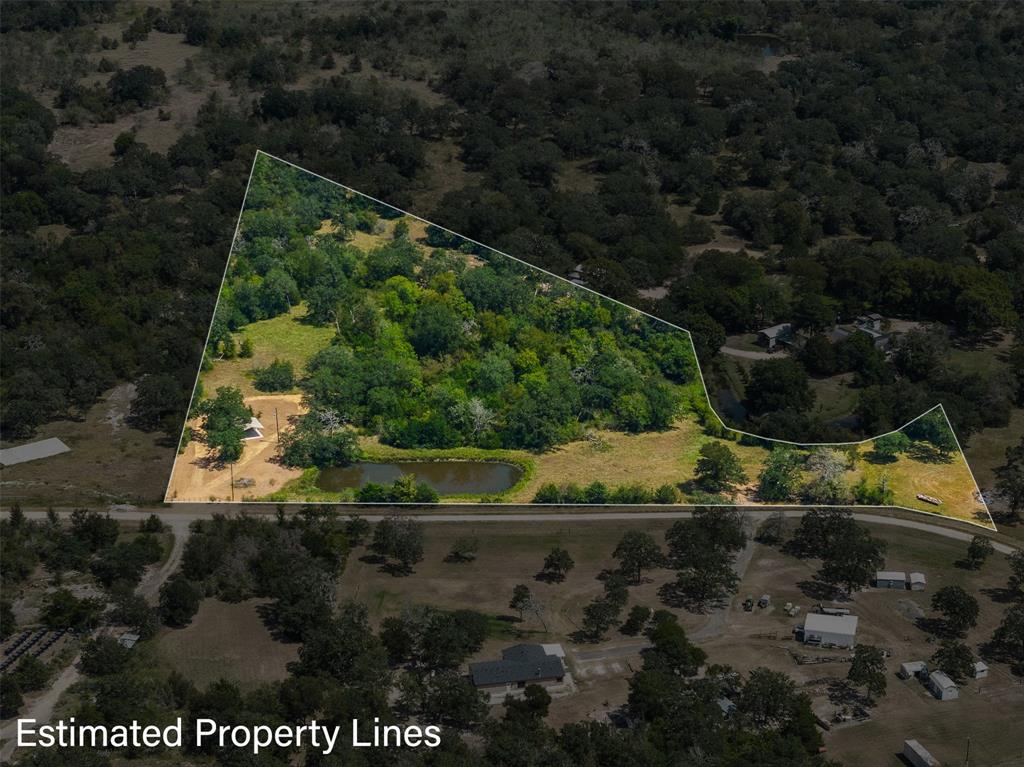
[253,359,295,392]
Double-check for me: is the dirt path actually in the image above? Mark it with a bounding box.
[0,660,80,761]
[691,531,758,643]
[719,346,775,360]
[0,524,191,762]
[138,518,190,603]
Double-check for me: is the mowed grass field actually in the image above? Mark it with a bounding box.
[510,419,767,503]
[199,303,335,399]
[155,598,298,691]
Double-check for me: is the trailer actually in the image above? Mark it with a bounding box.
[903,739,940,766]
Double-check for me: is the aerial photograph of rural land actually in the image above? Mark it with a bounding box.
[2,2,1024,767]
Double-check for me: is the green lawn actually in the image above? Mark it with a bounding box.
[200,303,335,398]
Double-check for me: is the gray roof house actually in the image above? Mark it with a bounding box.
[756,323,794,352]
[470,644,566,691]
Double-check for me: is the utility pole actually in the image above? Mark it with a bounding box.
[229,461,235,502]
[965,736,970,767]
[275,407,280,444]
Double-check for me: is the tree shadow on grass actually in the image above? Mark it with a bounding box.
[380,561,415,577]
[657,582,724,614]
[907,443,953,464]
[865,450,898,465]
[797,579,838,601]
[914,616,955,639]
[255,601,302,644]
[980,586,1020,604]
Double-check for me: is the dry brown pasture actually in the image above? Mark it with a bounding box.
[155,598,298,692]
[0,385,174,506]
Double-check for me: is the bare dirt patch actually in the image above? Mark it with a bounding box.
[165,394,305,502]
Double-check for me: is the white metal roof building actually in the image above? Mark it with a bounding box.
[903,739,940,767]
[971,661,988,679]
[875,570,907,589]
[899,660,927,679]
[927,670,959,701]
[908,572,926,590]
[242,416,264,440]
[801,613,858,648]
[0,437,71,467]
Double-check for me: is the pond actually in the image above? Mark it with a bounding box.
[316,461,522,495]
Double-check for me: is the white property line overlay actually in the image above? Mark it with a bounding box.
[165,150,996,531]
[166,152,259,499]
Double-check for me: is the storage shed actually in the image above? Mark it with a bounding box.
[908,572,926,590]
[903,739,940,767]
[899,660,927,679]
[241,416,264,440]
[875,570,907,589]
[927,670,959,701]
[801,613,858,648]
[971,661,988,679]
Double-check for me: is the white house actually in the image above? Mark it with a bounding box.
[801,613,858,648]
[927,670,959,701]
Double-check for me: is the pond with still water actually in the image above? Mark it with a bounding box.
[316,461,522,495]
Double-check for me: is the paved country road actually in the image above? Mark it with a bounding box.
[10,508,1020,554]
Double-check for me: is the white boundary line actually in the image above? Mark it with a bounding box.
[165,149,996,531]
[163,153,259,503]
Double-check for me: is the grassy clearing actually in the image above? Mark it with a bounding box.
[855,441,989,525]
[807,372,859,422]
[200,304,335,398]
[155,598,298,691]
[713,527,1023,767]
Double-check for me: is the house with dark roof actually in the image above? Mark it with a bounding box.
[756,323,794,352]
[469,644,566,698]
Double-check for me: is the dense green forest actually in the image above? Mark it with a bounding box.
[203,155,698,462]
[1,0,1022,519]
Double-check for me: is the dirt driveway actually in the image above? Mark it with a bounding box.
[165,394,305,502]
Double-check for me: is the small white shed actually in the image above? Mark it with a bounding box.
[242,416,264,440]
[875,570,907,589]
[971,661,988,679]
[899,660,927,679]
[927,670,959,701]
[908,572,926,590]
[903,739,940,767]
